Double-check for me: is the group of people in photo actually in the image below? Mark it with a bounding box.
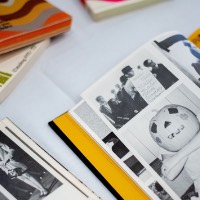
[96,59,178,129]
[0,142,48,198]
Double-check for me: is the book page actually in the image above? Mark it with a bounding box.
[0,119,99,200]
[70,100,173,200]
[153,31,200,88]
[80,40,200,199]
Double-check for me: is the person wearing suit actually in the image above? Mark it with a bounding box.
[143,59,178,89]
[0,142,48,197]
[96,96,129,129]
[96,96,116,124]
[121,66,148,112]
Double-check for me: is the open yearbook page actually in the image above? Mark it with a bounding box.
[50,30,200,200]
[0,118,100,200]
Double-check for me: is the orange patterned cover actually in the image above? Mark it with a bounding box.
[0,0,72,54]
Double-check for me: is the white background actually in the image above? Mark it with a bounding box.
[0,0,200,199]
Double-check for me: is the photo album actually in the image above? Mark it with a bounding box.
[49,29,200,200]
[0,118,100,200]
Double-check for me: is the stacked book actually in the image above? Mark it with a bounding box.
[0,0,72,102]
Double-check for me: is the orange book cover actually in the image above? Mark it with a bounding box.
[0,0,72,54]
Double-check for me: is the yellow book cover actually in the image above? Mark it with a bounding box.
[49,112,150,200]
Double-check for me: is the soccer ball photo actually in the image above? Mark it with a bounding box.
[149,104,200,152]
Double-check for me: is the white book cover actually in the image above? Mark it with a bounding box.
[0,40,50,103]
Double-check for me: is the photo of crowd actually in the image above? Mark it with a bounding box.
[103,132,145,176]
[94,59,177,129]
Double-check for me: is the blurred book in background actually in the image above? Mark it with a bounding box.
[81,0,162,21]
[0,40,49,103]
[0,0,72,54]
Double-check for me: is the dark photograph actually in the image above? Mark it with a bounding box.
[103,132,145,176]
[0,131,62,200]
[149,181,173,200]
[154,33,200,88]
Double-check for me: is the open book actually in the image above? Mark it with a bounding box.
[49,29,200,199]
[0,118,100,200]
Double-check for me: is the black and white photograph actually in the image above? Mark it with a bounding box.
[102,132,145,177]
[154,32,200,88]
[0,130,62,200]
[148,181,173,200]
[122,84,200,200]
[82,48,178,130]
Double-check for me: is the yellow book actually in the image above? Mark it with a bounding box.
[50,112,150,200]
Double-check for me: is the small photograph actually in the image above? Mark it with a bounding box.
[82,48,178,130]
[154,32,200,87]
[103,132,145,177]
[0,131,62,200]
[123,84,200,199]
[148,181,173,200]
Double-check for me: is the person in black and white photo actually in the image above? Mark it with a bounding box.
[0,133,62,200]
[82,45,180,130]
[121,66,148,111]
[121,85,200,200]
[0,142,48,197]
[183,41,200,77]
[96,96,129,129]
[149,181,173,200]
[115,84,123,102]
[110,89,121,102]
[143,59,178,89]
[154,33,200,87]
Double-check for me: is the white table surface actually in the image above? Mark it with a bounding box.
[0,0,200,199]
